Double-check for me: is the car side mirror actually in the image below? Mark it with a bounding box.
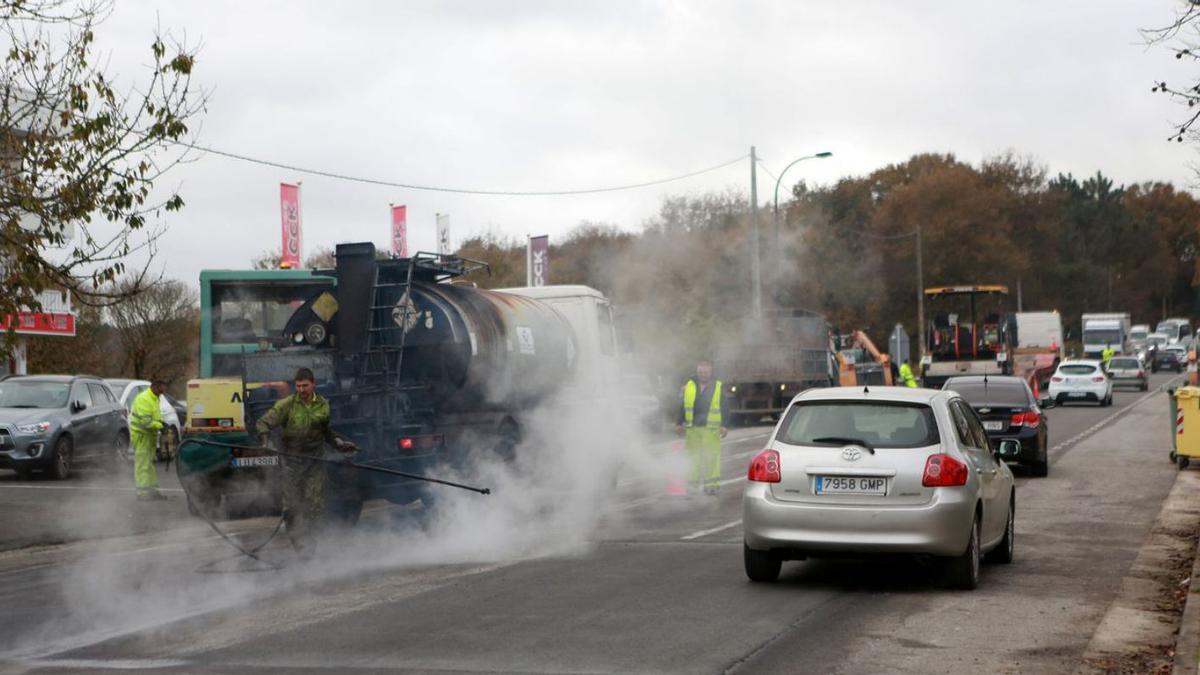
[997,439,1021,459]
[70,400,85,413]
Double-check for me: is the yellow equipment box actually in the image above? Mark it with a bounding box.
[1174,387,1200,469]
[185,378,246,432]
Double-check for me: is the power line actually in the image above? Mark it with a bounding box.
[179,142,749,197]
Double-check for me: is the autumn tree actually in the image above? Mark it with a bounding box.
[0,0,204,357]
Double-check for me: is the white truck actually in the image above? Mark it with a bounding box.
[1081,312,1131,359]
[1015,311,1063,356]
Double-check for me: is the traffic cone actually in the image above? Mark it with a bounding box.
[666,439,688,496]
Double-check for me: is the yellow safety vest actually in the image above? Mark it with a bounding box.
[898,363,918,388]
[129,387,163,434]
[683,379,723,430]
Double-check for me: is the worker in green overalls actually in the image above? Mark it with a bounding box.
[675,359,729,496]
[256,368,355,554]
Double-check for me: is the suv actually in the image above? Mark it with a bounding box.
[0,375,129,479]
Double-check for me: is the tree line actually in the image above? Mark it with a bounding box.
[456,153,1200,375]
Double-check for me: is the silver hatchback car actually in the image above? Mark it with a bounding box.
[742,386,1016,589]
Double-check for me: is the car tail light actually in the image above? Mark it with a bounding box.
[1091,375,1105,383]
[748,449,781,483]
[1051,376,1063,383]
[922,454,969,487]
[398,435,445,451]
[1010,411,1040,427]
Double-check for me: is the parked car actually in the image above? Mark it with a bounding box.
[1153,345,1187,374]
[0,374,129,479]
[1047,360,1112,406]
[942,375,1049,477]
[742,386,1015,589]
[1105,356,1149,392]
[105,379,182,459]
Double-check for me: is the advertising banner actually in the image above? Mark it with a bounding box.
[436,213,450,255]
[528,234,549,287]
[280,183,302,268]
[391,205,408,257]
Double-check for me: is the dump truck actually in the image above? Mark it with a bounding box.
[180,243,621,520]
[713,309,833,425]
[835,330,894,387]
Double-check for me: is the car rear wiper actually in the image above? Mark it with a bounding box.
[811,437,876,454]
[6,405,38,408]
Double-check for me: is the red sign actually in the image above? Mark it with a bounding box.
[528,235,549,287]
[0,311,76,336]
[391,205,408,257]
[280,183,302,268]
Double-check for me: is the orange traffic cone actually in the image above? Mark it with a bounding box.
[666,439,688,496]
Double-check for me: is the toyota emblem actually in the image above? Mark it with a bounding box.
[841,447,862,461]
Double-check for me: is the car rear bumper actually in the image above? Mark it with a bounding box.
[1048,384,1107,402]
[742,482,975,557]
[1109,375,1147,388]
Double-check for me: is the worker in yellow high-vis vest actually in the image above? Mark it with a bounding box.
[675,359,728,496]
[129,379,167,501]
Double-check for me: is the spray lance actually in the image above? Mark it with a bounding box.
[175,437,491,572]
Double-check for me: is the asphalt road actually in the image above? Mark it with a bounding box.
[0,373,1187,673]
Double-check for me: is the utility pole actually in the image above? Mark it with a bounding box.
[916,224,925,362]
[750,146,762,318]
[1017,278,1023,313]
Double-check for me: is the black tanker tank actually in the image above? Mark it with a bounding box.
[277,242,577,412]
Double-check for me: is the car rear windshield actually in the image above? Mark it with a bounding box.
[944,383,1028,406]
[0,381,69,409]
[1149,336,1168,347]
[1131,330,1149,341]
[1108,358,1140,369]
[777,401,939,448]
[1059,364,1097,375]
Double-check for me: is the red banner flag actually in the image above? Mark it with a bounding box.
[391,205,408,257]
[280,183,302,268]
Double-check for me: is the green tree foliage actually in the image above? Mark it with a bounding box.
[0,0,203,357]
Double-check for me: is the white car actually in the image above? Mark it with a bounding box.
[104,379,182,457]
[742,386,1016,590]
[1047,360,1112,407]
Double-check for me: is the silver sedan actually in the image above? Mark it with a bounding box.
[742,386,1016,589]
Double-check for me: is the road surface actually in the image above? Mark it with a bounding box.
[0,373,1187,673]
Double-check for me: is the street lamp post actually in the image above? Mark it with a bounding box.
[771,151,833,268]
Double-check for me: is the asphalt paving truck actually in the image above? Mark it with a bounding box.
[180,242,620,521]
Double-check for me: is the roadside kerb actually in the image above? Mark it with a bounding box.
[1176,517,1200,674]
[1076,470,1200,673]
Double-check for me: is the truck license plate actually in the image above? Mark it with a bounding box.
[815,476,887,496]
[231,456,278,467]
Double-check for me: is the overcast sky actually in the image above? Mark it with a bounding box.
[93,1,1193,286]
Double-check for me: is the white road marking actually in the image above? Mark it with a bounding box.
[681,519,742,540]
[1049,375,1184,454]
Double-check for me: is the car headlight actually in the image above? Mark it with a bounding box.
[16,422,50,435]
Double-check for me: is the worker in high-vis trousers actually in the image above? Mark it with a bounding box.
[130,379,168,501]
[675,358,729,496]
[898,360,919,388]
